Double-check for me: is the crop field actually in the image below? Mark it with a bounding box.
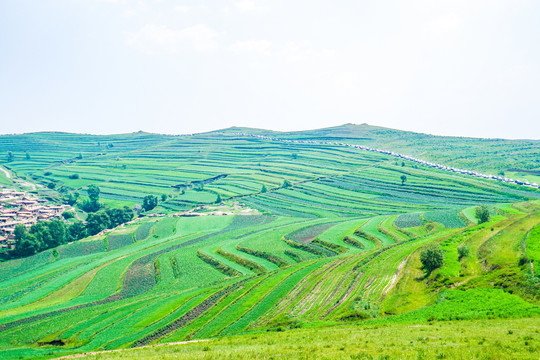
[0,201,537,359]
[0,128,538,359]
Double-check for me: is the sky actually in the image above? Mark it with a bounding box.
[1,0,539,139]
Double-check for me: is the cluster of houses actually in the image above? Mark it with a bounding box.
[233,133,540,189]
[0,189,70,249]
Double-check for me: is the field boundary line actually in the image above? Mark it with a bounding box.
[52,339,210,359]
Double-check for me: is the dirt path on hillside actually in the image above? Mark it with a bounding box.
[0,166,11,179]
[379,256,409,301]
[53,339,209,359]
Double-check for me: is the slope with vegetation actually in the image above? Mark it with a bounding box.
[0,127,537,359]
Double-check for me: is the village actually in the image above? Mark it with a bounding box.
[0,188,71,250]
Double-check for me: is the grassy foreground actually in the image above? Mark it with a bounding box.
[55,317,539,360]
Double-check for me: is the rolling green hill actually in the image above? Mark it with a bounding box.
[0,126,538,359]
[220,123,540,174]
[1,127,538,210]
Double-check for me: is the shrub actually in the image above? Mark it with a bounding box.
[235,245,288,268]
[216,248,266,274]
[69,174,79,179]
[196,250,240,277]
[457,244,470,260]
[62,210,75,219]
[343,236,365,249]
[284,250,302,262]
[311,238,347,254]
[353,229,383,247]
[282,238,324,256]
[518,255,529,266]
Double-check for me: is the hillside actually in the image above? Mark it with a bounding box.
[220,123,540,175]
[0,128,538,210]
[0,127,538,359]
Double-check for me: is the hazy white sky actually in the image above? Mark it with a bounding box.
[1,0,539,139]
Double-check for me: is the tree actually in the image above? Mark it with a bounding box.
[161,193,168,202]
[420,245,444,275]
[81,185,101,212]
[68,221,86,241]
[80,199,101,212]
[215,193,222,204]
[87,185,100,204]
[29,222,50,250]
[400,175,407,185]
[15,233,40,257]
[14,224,27,243]
[282,180,292,188]
[142,195,158,211]
[261,184,267,193]
[106,207,133,228]
[25,152,31,160]
[86,212,110,236]
[47,220,67,248]
[6,151,14,162]
[475,205,490,224]
[63,191,79,206]
[77,153,83,160]
[401,161,405,167]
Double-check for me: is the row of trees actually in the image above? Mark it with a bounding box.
[5,151,31,162]
[6,151,83,162]
[13,206,133,257]
[63,186,160,213]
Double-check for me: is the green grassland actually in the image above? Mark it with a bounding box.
[0,127,538,359]
[53,317,539,360]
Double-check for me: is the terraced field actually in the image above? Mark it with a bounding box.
[0,200,537,359]
[0,128,538,360]
[1,131,537,212]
